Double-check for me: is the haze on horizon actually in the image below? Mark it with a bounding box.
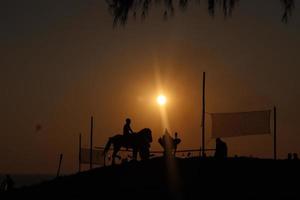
[0,0,299,174]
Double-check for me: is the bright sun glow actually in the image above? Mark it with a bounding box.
[157,95,167,105]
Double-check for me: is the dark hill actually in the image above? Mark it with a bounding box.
[2,157,300,199]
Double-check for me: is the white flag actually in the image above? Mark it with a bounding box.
[211,110,271,138]
[80,148,105,165]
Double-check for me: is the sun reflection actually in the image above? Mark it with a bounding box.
[154,66,181,199]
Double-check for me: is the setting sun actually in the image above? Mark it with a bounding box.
[157,95,167,105]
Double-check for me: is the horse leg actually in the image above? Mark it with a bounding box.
[132,148,138,160]
[140,147,150,160]
[144,147,150,160]
[112,147,119,165]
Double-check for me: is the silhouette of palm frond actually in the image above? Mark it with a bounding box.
[106,0,295,26]
[281,0,295,23]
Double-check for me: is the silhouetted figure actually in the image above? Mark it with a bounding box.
[158,129,172,156]
[293,153,298,160]
[214,138,228,159]
[103,128,152,165]
[123,118,134,136]
[288,153,293,160]
[173,132,181,155]
[0,175,14,192]
[123,118,134,151]
[158,129,181,157]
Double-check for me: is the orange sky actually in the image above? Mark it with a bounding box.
[0,1,300,174]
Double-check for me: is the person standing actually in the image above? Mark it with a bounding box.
[214,138,228,159]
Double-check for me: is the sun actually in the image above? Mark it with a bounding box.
[157,95,167,106]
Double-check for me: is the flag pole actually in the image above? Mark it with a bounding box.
[274,106,277,160]
[202,72,206,157]
[90,116,94,170]
[79,133,82,173]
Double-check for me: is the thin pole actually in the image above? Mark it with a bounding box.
[202,72,206,157]
[274,107,277,160]
[79,133,82,172]
[57,154,63,178]
[90,116,94,170]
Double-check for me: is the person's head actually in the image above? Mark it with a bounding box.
[216,138,221,143]
[125,118,131,124]
[175,132,178,137]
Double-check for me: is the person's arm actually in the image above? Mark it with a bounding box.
[129,126,134,133]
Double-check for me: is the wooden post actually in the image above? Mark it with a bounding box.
[201,72,206,157]
[79,133,82,172]
[57,154,63,178]
[90,116,94,170]
[274,107,277,160]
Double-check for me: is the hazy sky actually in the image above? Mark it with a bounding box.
[0,0,299,174]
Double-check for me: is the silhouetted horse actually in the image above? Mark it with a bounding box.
[103,128,152,165]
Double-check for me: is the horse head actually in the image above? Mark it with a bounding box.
[139,128,152,144]
[137,128,152,160]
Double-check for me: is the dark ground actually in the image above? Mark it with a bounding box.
[1,157,300,199]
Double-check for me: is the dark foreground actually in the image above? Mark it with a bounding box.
[1,157,300,199]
